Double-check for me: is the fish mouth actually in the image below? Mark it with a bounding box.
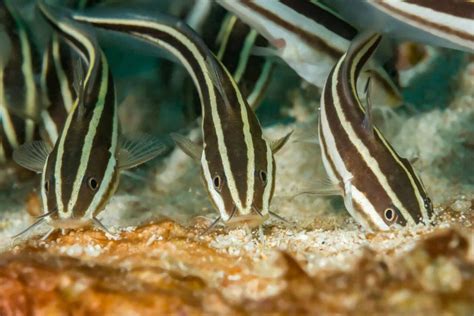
[225,206,269,227]
[49,218,91,229]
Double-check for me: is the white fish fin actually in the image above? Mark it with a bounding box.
[13,140,52,173]
[291,178,341,200]
[271,130,293,154]
[292,137,320,146]
[121,170,148,182]
[342,177,358,220]
[170,133,202,162]
[118,134,166,170]
[362,73,374,136]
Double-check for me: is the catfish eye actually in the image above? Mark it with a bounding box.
[88,177,99,191]
[213,175,222,191]
[259,170,267,185]
[384,208,396,222]
[44,180,50,193]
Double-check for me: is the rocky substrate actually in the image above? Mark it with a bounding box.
[1,213,472,315]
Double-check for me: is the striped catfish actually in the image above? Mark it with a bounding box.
[327,0,474,53]
[167,3,274,122]
[12,1,164,238]
[217,0,402,107]
[0,0,41,164]
[318,32,433,231]
[72,9,291,227]
[41,0,102,145]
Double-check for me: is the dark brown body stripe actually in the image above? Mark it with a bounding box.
[40,6,102,111]
[406,0,474,19]
[319,117,381,229]
[130,24,246,210]
[279,0,357,40]
[73,11,275,220]
[0,2,40,159]
[43,41,70,134]
[45,147,59,220]
[42,0,95,143]
[214,74,249,204]
[83,19,258,208]
[74,69,115,218]
[201,10,273,109]
[218,20,250,74]
[241,0,341,58]
[338,44,425,222]
[396,152,433,218]
[343,35,381,81]
[323,70,408,226]
[321,30,432,224]
[246,94,269,211]
[377,2,474,42]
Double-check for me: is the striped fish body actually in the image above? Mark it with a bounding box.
[371,1,474,52]
[212,12,274,110]
[217,0,402,107]
[72,10,285,226]
[40,0,99,145]
[170,2,274,121]
[319,32,433,231]
[38,1,119,228]
[327,0,474,53]
[0,1,41,163]
[40,33,77,145]
[12,2,166,237]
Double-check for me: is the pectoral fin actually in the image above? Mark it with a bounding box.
[291,178,341,200]
[118,134,166,170]
[13,140,52,173]
[170,133,202,161]
[271,130,293,154]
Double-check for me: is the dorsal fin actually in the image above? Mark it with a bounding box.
[362,73,374,136]
[72,57,85,99]
[206,54,232,109]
